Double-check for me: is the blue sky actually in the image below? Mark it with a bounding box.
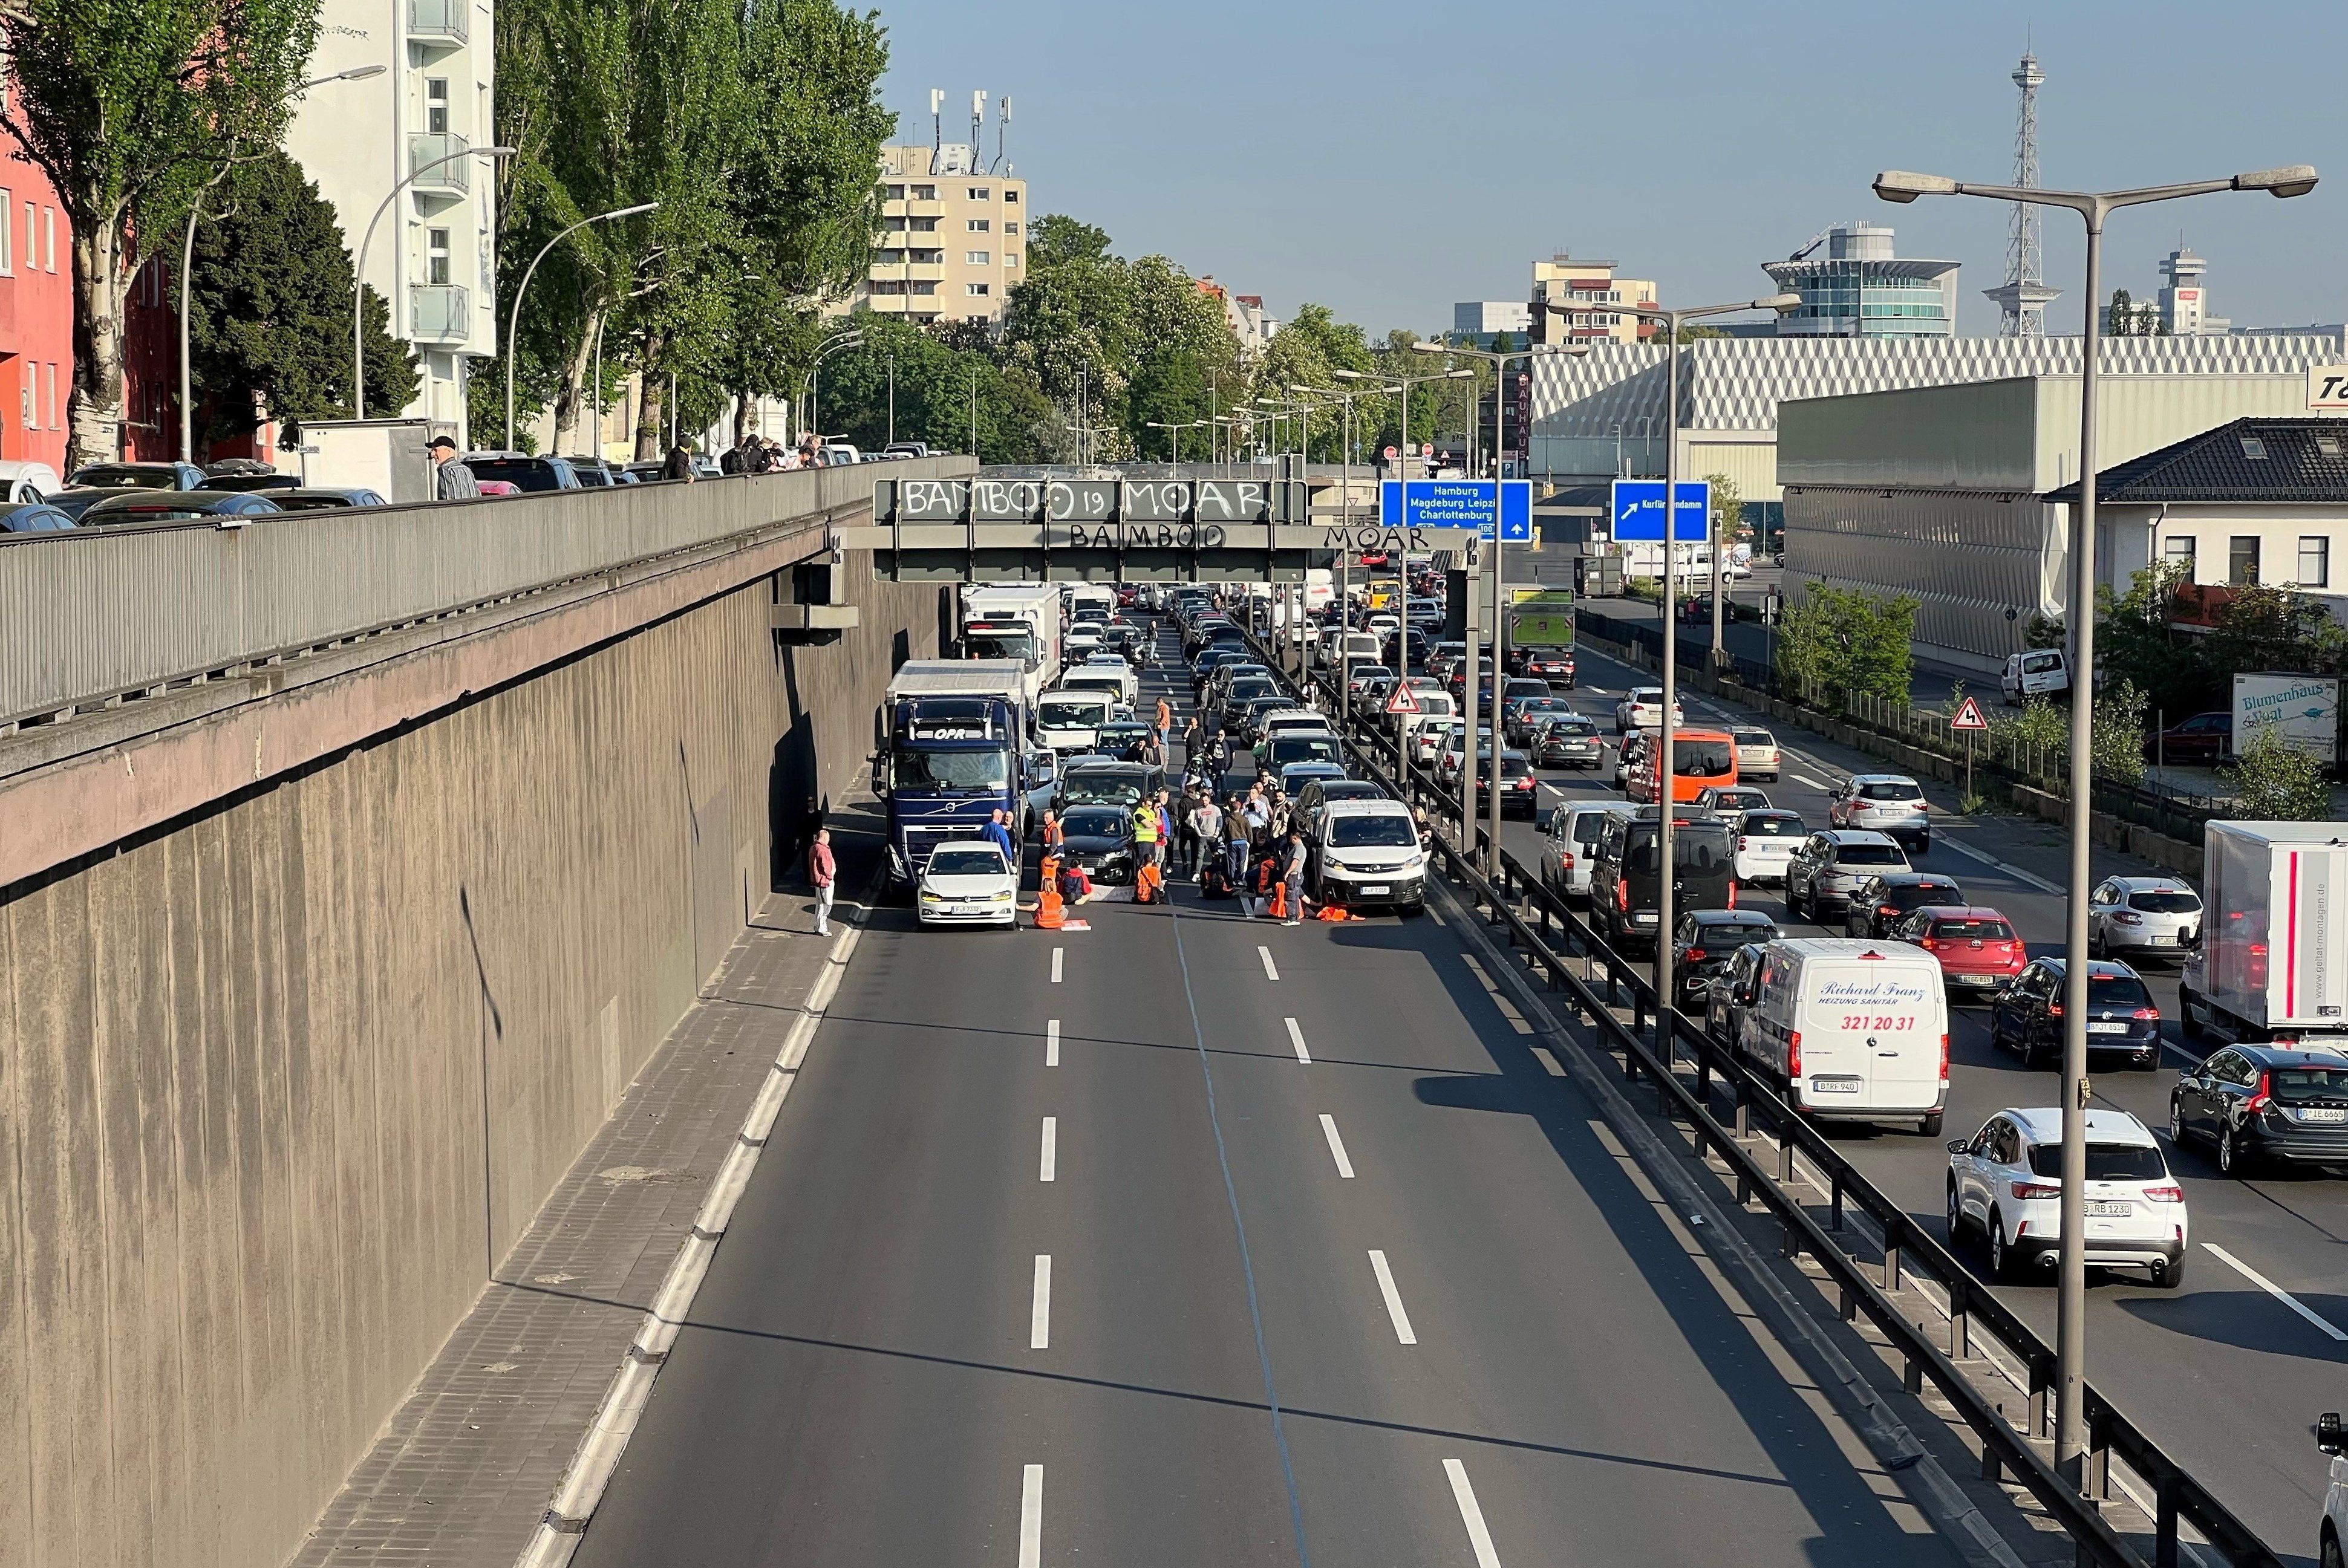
[869,0,2345,339]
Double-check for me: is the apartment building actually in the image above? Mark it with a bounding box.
[849,144,1028,325]
[0,66,74,472]
[286,0,497,443]
[1528,253,1657,346]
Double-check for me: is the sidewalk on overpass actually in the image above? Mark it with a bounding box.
[288,797,888,1568]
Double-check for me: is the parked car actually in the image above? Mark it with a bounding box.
[1826,773,1932,851]
[1671,909,1782,1013]
[1891,906,2026,995]
[1530,713,1605,770]
[2170,1043,2348,1176]
[562,456,621,487]
[1785,829,1910,922]
[201,467,304,493]
[268,487,387,511]
[1988,958,2163,1070]
[476,480,521,496]
[2000,647,2071,704]
[1732,727,1781,782]
[1842,871,1966,939]
[1732,809,1807,885]
[0,502,76,532]
[463,452,584,491]
[882,441,931,458]
[78,490,283,525]
[1946,1107,2185,1285]
[0,458,62,503]
[2086,876,2203,964]
[2146,710,2231,763]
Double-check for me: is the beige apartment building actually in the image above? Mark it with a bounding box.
[1528,253,1657,346]
[843,144,1029,325]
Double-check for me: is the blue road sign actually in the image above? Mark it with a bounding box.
[1378,478,1533,541]
[1611,479,1710,542]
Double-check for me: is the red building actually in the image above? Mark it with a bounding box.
[0,86,77,475]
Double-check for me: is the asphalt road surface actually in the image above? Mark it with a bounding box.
[1482,638,2348,1560]
[572,626,1963,1568]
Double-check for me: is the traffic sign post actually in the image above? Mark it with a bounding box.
[1381,683,1423,715]
[1609,478,1710,542]
[1378,478,1533,541]
[1951,695,1989,804]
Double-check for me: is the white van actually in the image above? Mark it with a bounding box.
[1258,708,1331,746]
[1326,631,1384,671]
[2000,648,2070,704]
[1034,689,1115,753]
[1734,938,1948,1134]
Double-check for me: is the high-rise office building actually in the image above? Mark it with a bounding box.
[1763,224,1959,339]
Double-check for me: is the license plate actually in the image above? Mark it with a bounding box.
[2145,934,2173,945]
[2087,1021,2128,1035]
[1361,885,1391,897]
[2297,1107,2348,1123]
[2086,1201,2131,1217]
[1810,1076,1863,1094]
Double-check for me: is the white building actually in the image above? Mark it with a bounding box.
[1762,223,1959,340]
[287,0,497,444]
[2157,247,2230,336]
[1452,300,1532,348]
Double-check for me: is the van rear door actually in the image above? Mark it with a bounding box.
[1799,955,1942,1116]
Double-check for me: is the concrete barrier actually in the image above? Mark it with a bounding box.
[0,501,949,1568]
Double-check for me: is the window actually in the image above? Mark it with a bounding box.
[969,186,990,200]
[884,183,905,201]
[2229,535,2262,585]
[2320,432,2343,458]
[426,228,451,285]
[2300,535,2330,588]
[882,216,905,232]
[967,218,990,232]
[1005,253,1020,269]
[875,247,904,265]
[911,184,934,200]
[910,247,941,263]
[965,250,989,265]
[1005,221,1020,236]
[2240,434,2269,461]
[908,216,936,232]
[0,187,11,274]
[1003,189,1018,204]
[967,282,988,296]
[910,281,934,296]
[42,206,52,272]
[22,203,31,273]
[2163,534,2197,573]
[425,77,449,135]
[42,360,54,428]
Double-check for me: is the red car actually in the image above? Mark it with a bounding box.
[1115,584,1140,607]
[2146,710,2229,764]
[1892,905,2027,994]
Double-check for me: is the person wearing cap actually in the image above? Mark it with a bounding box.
[429,435,479,500]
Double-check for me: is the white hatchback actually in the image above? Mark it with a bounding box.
[1615,688,1684,734]
[1945,1106,2187,1287]
[916,842,1019,928]
[1733,809,1807,884]
[2087,876,2203,963]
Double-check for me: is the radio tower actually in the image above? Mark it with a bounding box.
[1983,51,2060,336]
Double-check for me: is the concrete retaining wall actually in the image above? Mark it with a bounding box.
[0,553,945,1568]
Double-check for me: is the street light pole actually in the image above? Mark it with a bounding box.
[1538,292,1800,1008]
[354,142,517,421]
[1873,157,2317,1479]
[506,201,659,451]
[803,331,863,445]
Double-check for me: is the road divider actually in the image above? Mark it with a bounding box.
[1051,947,1063,984]
[1046,1019,1060,1067]
[1259,945,1280,981]
[1442,1459,1505,1568]
[1019,1465,1044,1568]
[1040,1118,1057,1183]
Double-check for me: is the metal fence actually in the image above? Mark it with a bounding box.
[0,457,975,729]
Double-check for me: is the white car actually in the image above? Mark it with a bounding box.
[1945,1106,2187,1287]
[1409,714,1464,763]
[1614,688,1684,734]
[2320,1416,2348,1568]
[2087,876,2203,963]
[1733,809,1807,884]
[1060,665,1137,709]
[1308,799,1427,913]
[1543,801,1633,901]
[1732,727,1781,782]
[916,841,1019,927]
[1827,773,1931,852]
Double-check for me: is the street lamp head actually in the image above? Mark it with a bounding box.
[1444,368,1473,380]
[1331,368,1371,382]
[2234,164,2320,198]
[1409,340,1449,356]
[1872,169,1957,204]
[607,201,660,219]
[1756,292,1804,315]
[333,63,388,82]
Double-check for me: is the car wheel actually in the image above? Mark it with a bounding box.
[2088,926,2105,961]
[2168,1097,2188,1147]
[2219,1124,2249,1177]
[1987,1214,2014,1281]
[2152,1254,2187,1290]
[1920,1112,1943,1138]
[2323,1527,2345,1568]
[1945,1182,1968,1241]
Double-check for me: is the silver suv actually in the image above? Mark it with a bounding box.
[1827,773,1931,852]
[2087,876,2203,963]
[1786,829,1912,922]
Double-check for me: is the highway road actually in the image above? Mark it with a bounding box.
[573,626,1963,1567]
[1479,638,2348,1560]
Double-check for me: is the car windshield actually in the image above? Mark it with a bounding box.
[964,631,1034,662]
[1063,772,1146,805]
[1670,740,1733,776]
[927,847,1006,877]
[1836,843,1906,865]
[1859,781,1923,801]
[1039,697,1107,727]
[1059,807,1129,837]
[1623,822,1735,876]
[895,745,1009,791]
[2028,1143,2166,1180]
[2269,1068,2348,1103]
[1326,814,1415,848]
[2087,975,2154,1009]
[1271,736,1342,764]
[2128,891,2202,913]
[1931,917,2014,941]
[1228,679,1276,701]
[1743,814,1804,838]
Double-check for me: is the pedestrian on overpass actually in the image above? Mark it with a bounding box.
[809,828,836,937]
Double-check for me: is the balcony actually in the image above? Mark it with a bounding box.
[409,283,471,343]
[407,132,472,197]
[406,0,469,45]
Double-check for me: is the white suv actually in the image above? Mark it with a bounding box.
[1614,688,1683,734]
[1944,1107,2187,1287]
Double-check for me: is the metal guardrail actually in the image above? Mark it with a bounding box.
[0,457,976,730]
[1248,639,2278,1568]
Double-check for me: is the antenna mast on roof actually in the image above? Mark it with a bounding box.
[993,94,1011,173]
[929,88,944,159]
[972,90,985,166]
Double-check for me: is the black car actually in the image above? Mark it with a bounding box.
[1705,942,1772,1048]
[1531,714,1605,770]
[1671,909,1782,1013]
[1590,806,1737,951]
[1464,750,1541,819]
[1057,763,1164,813]
[1989,958,2161,1070]
[1843,872,1966,939]
[2170,1044,2348,1175]
[1057,804,1138,885]
[462,452,583,491]
[1097,720,1155,760]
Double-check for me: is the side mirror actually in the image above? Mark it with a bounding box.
[2321,1412,2344,1456]
[1946,1140,1969,1155]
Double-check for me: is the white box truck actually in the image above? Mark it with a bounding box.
[1733,938,1949,1134]
[2180,821,2348,1046]
[959,584,1061,704]
[2232,672,2341,761]
[295,418,439,503]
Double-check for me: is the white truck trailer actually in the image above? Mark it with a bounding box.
[2180,820,2348,1046]
[959,584,1061,706]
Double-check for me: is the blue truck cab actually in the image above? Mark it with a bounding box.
[879,660,1031,884]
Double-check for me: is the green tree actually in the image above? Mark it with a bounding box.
[2107,288,2137,337]
[1775,584,1916,700]
[4,0,322,466]
[1703,471,1743,547]
[2229,727,2334,819]
[183,151,414,449]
